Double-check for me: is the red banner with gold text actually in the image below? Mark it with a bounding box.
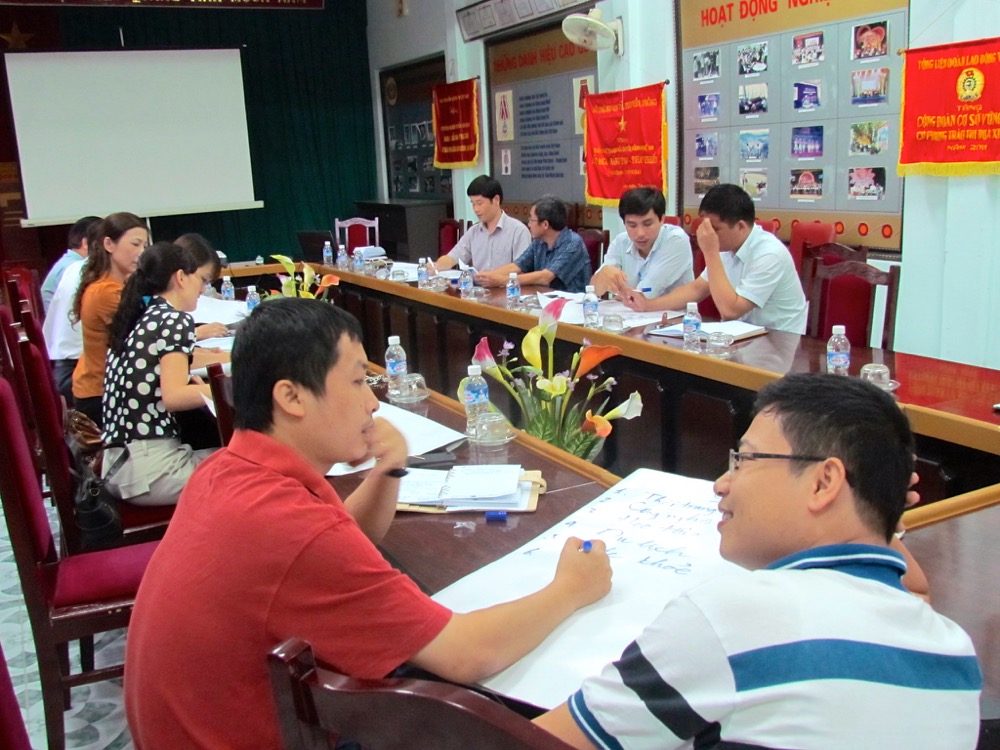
[432,78,479,169]
[899,36,1000,176]
[584,83,666,206]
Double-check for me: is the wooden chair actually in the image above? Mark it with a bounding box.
[788,220,836,276]
[335,217,379,254]
[268,638,576,750]
[802,241,868,303]
[438,218,465,258]
[578,228,609,273]
[6,265,45,321]
[0,638,32,750]
[808,260,900,351]
[19,337,173,554]
[207,362,235,446]
[0,375,160,750]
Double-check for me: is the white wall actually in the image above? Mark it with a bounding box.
[896,0,1000,368]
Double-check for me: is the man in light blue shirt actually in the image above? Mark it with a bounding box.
[40,216,101,312]
[591,187,693,299]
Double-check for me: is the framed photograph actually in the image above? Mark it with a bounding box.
[850,68,890,105]
[847,167,886,199]
[698,93,720,118]
[739,129,769,161]
[793,81,821,110]
[849,121,889,156]
[738,83,768,115]
[694,166,721,195]
[792,31,824,65]
[740,168,768,199]
[791,126,824,157]
[695,131,719,158]
[693,49,721,81]
[790,168,823,198]
[852,21,888,60]
[737,41,769,75]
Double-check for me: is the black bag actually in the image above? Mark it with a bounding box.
[64,409,129,549]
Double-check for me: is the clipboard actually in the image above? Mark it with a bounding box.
[396,471,546,514]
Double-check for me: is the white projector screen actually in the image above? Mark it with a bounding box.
[5,49,263,227]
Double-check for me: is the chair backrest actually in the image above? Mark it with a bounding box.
[685,218,721,319]
[268,638,576,750]
[208,362,234,446]
[6,266,45,322]
[754,218,777,236]
[808,260,899,350]
[438,218,464,258]
[662,215,681,226]
[578,228,609,273]
[801,241,869,303]
[5,277,23,322]
[788,221,836,276]
[0,638,31,750]
[334,218,380,254]
[0,304,39,451]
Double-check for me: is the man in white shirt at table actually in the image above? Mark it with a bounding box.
[622,184,807,334]
[433,174,530,272]
[534,373,981,749]
[590,187,692,299]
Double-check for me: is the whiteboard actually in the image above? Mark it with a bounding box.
[433,469,744,709]
[5,49,262,226]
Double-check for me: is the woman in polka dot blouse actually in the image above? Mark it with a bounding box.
[101,241,230,506]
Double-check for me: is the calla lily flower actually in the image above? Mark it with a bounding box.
[280,276,299,297]
[272,254,297,277]
[301,262,317,290]
[317,274,340,290]
[582,410,613,437]
[604,391,643,420]
[472,337,500,375]
[575,344,622,379]
[522,297,569,371]
[537,375,569,396]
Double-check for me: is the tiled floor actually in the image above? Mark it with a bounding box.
[0,500,133,749]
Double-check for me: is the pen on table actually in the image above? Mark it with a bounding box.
[386,468,408,478]
[580,539,593,553]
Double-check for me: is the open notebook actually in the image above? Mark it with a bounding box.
[648,319,767,341]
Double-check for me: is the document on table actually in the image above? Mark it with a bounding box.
[557,298,670,331]
[397,466,534,512]
[648,319,767,341]
[195,336,236,352]
[432,468,742,709]
[327,401,467,476]
[193,296,247,326]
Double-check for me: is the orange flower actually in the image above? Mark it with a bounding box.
[575,344,621,379]
[317,274,340,290]
[582,410,612,437]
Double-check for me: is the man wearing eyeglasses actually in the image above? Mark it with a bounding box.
[535,373,982,749]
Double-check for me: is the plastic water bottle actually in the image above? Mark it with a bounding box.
[583,285,600,329]
[220,276,235,302]
[682,302,702,352]
[464,364,490,436]
[459,268,474,299]
[322,240,334,268]
[505,272,521,310]
[385,335,407,400]
[827,324,851,375]
[417,257,430,289]
[335,244,349,271]
[245,285,260,312]
[352,249,365,274]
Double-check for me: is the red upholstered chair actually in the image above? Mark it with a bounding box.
[686,218,721,319]
[6,266,45,321]
[208,361,234,446]
[268,638,576,750]
[788,220,836,277]
[438,218,465,258]
[578,228,610,273]
[335,217,379,254]
[754,218,777,236]
[802,241,868,303]
[19,337,173,554]
[662,215,681,226]
[808,260,900,351]
[0,376,159,750]
[0,639,32,750]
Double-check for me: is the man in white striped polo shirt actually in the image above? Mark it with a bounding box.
[535,373,982,750]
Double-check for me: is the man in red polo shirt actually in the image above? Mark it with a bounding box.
[125,298,611,749]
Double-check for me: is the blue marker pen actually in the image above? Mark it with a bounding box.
[580,540,593,553]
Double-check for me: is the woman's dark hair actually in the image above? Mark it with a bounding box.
[108,241,200,354]
[175,233,222,281]
[72,212,147,322]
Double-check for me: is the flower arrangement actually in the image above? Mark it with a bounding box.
[268,254,340,298]
[469,298,642,459]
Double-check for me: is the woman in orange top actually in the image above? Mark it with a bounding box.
[71,212,148,427]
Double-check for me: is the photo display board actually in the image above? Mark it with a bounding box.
[680,0,908,248]
[487,25,596,203]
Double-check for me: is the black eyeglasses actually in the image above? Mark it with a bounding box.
[728,449,827,474]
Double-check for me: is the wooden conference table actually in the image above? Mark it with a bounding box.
[329,387,1000,708]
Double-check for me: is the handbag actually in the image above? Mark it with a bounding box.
[64,409,129,549]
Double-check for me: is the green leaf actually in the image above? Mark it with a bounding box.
[271,254,297,278]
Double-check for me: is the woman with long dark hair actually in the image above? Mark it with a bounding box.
[102,241,228,506]
[71,212,148,426]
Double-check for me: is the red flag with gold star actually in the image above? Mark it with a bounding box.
[432,78,479,169]
[584,82,666,206]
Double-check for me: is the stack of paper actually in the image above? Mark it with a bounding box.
[648,319,767,341]
[398,465,535,512]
